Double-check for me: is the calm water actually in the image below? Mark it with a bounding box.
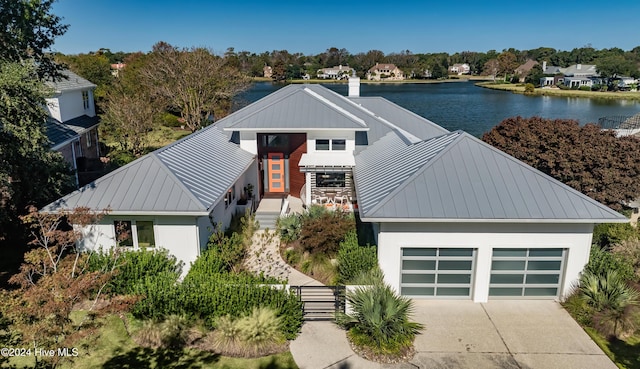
[235,81,640,137]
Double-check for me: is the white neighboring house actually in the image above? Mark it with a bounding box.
[367,63,405,80]
[448,63,470,75]
[45,69,100,187]
[317,65,353,80]
[44,80,626,302]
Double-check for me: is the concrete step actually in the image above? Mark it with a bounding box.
[255,211,279,230]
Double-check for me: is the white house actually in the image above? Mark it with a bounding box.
[448,63,470,75]
[367,63,405,80]
[317,65,353,80]
[45,69,100,186]
[44,80,626,302]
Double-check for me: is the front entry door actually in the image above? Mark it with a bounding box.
[268,152,285,193]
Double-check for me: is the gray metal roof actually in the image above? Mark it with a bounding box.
[219,84,369,131]
[348,96,449,148]
[155,125,255,210]
[354,130,626,222]
[46,69,96,92]
[46,115,99,148]
[43,126,254,214]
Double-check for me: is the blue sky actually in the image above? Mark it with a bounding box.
[52,0,640,56]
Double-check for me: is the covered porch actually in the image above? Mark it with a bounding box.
[299,153,356,212]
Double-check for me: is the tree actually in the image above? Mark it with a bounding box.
[497,51,519,80]
[142,42,251,131]
[1,206,133,368]
[482,59,499,81]
[102,85,160,157]
[596,55,637,86]
[482,116,640,210]
[55,53,113,101]
[0,61,74,244]
[524,63,544,86]
[0,0,68,79]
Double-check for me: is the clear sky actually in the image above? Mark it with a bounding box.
[52,0,640,56]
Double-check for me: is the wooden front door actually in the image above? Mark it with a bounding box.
[268,152,285,193]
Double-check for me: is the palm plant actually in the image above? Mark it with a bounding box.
[580,270,639,337]
[336,281,424,356]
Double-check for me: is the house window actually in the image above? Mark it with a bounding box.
[316,139,330,151]
[86,131,92,147]
[136,221,156,248]
[316,172,346,188]
[82,91,90,110]
[114,220,155,248]
[332,139,346,151]
[224,188,234,209]
[114,220,133,247]
[316,139,346,151]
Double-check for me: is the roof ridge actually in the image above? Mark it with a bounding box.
[149,153,209,210]
[343,96,422,143]
[221,85,304,130]
[302,87,367,127]
[460,133,626,220]
[365,131,463,216]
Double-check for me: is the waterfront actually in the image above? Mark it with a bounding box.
[236,81,640,137]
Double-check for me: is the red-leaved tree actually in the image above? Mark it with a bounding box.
[482,116,640,211]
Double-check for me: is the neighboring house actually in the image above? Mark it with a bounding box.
[561,64,599,88]
[44,79,626,303]
[45,69,101,187]
[448,63,470,75]
[367,63,405,80]
[263,65,273,79]
[110,63,125,77]
[317,65,353,80]
[514,60,538,83]
[539,61,564,86]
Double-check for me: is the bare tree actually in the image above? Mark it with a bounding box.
[102,85,160,157]
[143,42,251,132]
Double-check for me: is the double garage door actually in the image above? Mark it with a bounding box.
[400,248,565,299]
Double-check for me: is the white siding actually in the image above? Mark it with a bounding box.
[377,222,593,302]
[239,131,257,154]
[46,89,96,123]
[79,215,201,270]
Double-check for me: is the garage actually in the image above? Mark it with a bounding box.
[400,248,475,298]
[489,248,565,298]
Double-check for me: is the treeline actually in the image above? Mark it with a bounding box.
[58,45,640,84]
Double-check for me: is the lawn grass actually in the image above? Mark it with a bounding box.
[584,327,640,369]
[477,81,640,101]
[6,313,299,369]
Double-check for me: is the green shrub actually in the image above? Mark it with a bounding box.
[299,211,355,255]
[611,238,640,281]
[562,290,594,326]
[579,86,591,91]
[524,83,535,94]
[277,213,302,243]
[161,112,182,127]
[585,245,635,283]
[336,283,423,357]
[337,230,377,284]
[593,223,639,249]
[202,230,246,273]
[89,248,183,295]
[129,271,183,319]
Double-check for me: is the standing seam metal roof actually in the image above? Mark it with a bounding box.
[354,130,626,222]
[43,126,254,214]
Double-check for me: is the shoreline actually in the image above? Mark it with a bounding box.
[251,77,640,101]
[476,81,640,101]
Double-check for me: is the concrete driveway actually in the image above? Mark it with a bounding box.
[290,300,616,369]
[409,300,615,369]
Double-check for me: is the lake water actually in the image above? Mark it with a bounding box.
[236,81,640,137]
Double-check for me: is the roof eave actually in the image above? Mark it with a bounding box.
[222,127,369,132]
[359,216,629,224]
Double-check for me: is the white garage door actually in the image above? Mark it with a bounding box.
[400,248,475,298]
[489,248,565,298]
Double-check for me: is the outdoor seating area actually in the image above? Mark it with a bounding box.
[311,189,353,211]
